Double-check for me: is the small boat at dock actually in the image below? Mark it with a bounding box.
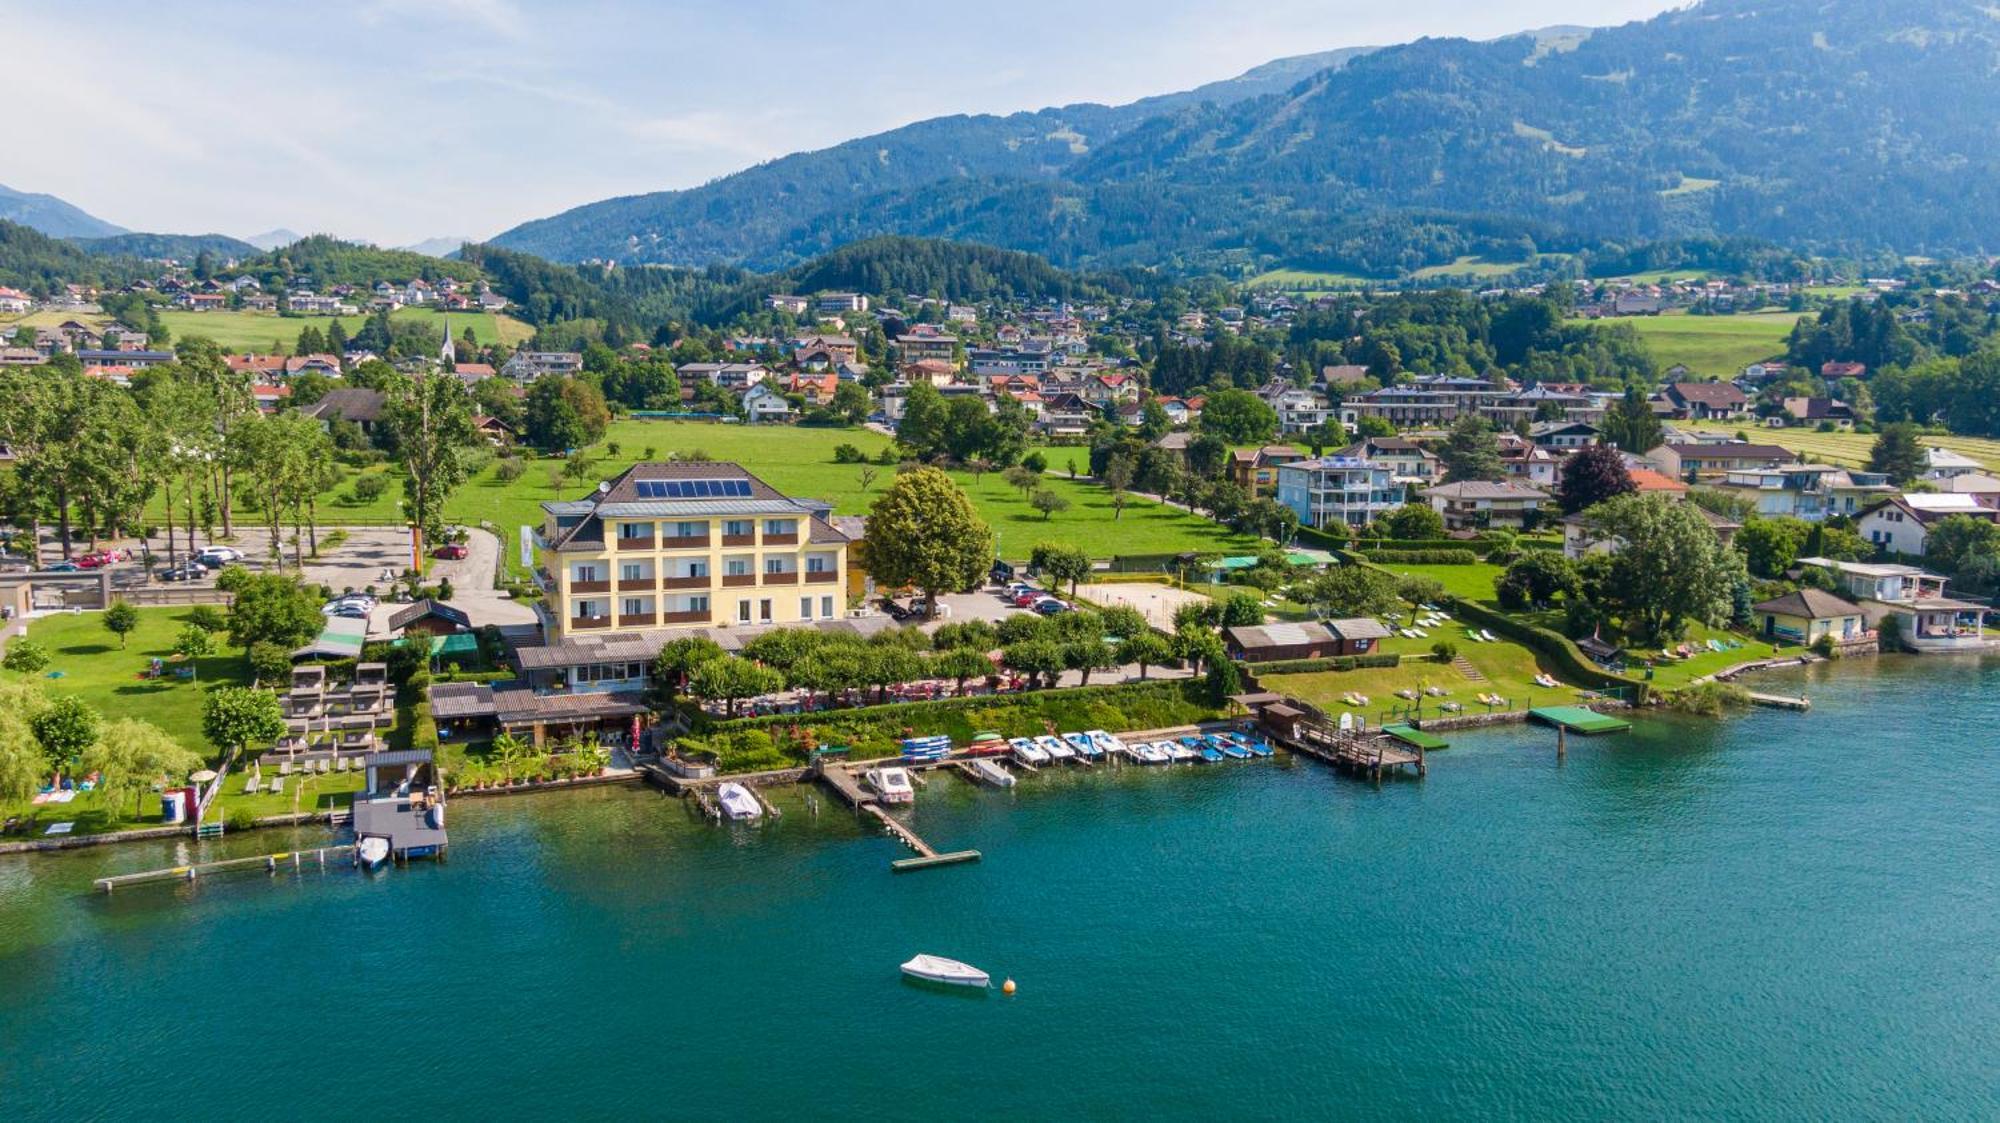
[1182,736,1223,764]
[864,767,915,805]
[1063,732,1101,760]
[1209,734,1251,761]
[1131,741,1167,764]
[901,954,990,988]
[970,759,1016,788]
[356,836,390,869]
[1008,737,1049,766]
[1035,735,1074,762]
[716,782,762,820]
[1087,729,1127,757]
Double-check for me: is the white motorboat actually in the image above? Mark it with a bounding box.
[1087,729,1126,757]
[1133,741,1168,764]
[716,782,762,820]
[971,759,1016,788]
[901,954,991,988]
[1158,740,1196,763]
[1035,735,1074,762]
[1009,737,1048,765]
[356,836,390,869]
[865,766,915,804]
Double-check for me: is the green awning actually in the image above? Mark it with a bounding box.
[428,633,481,658]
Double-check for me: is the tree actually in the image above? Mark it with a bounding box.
[0,682,51,802]
[1438,415,1503,483]
[173,624,214,678]
[1116,631,1173,679]
[1922,514,2000,577]
[1174,624,1224,676]
[1030,542,1092,595]
[686,655,783,717]
[1299,564,1400,619]
[201,686,286,758]
[82,719,201,818]
[1495,551,1577,609]
[1867,421,1927,485]
[1204,656,1242,704]
[1355,415,1397,439]
[1555,444,1637,514]
[862,468,994,619]
[1198,389,1279,444]
[102,599,140,649]
[1185,433,1228,479]
[897,381,949,458]
[649,635,724,706]
[386,369,476,541]
[1002,464,1038,499]
[31,695,99,778]
[1378,503,1445,540]
[1138,398,1172,440]
[226,574,322,649]
[1030,489,1070,520]
[248,641,292,686]
[2,639,49,674]
[1585,493,1748,643]
[1063,640,1119,687]
[1736,516,1811,578]
[828,380,872,424]
[1000,639,1066,689]
[933,647,993,694]
[1601,384,1665,454]
[1219,592,1264,627]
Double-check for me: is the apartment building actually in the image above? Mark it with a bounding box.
[1275,457,1407,530]
[539,462,851,641]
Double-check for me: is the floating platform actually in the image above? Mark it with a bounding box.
[1382,724,1449,751]
[891,850,982,872]
[1528,706,1633,735]
[1745,692,1811,711]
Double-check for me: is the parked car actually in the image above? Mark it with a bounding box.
[432,543,469,561]
[322,594,377,618]
[877,597,912,620]
[1011,590,1042,608]
[195,546,241,568]
[156,561,207,582]
[78,550,125,569]
[1033,598,1069,616]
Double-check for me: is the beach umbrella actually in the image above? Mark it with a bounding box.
[189,769,218,784]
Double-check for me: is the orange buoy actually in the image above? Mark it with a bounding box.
[1002,978,1017,995]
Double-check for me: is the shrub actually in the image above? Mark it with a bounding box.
[832,443,867,464]
[1668,681,1752,715]
[1810,633,1837,659]
[2,639,50,673]
[226,808,258,832]
[411,702,439,752]
[1251,653,1402,675]
[1022,450,1047,473]
[247,641,291,685]
[494,458,525,484]
[1430,641,1458,663]
[351,474,388,503]
[1358,549,1480,565]
[186,605,226,632]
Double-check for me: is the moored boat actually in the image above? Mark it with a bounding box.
[1009,737,1049,765]
[1087,729,1127,757]
[864,767,915,805]
[1131,741,1166,764]
[1210,734,1251,761]
[1063,731,1100,760]
[1158,740,1195,763]
[900,954,990,988]
[971,759,1017,788]
[357,836,390,869]
[717,782,762,820]
[1036,735,1074,762]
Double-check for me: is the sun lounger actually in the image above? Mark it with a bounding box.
[1481,629,1500,643]
[242,775,259,795]
[269,777,284,795]
[316,759,329,774]
[279,761,293,776]
[45,821,74,835]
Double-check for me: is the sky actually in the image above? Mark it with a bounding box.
[0,0,1680,247]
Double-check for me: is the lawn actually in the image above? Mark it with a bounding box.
[1681,422,2000,473]
[1246,267,1379,291]
[1,606,251,752]
[161,420,1260,576]
[1261,632,1592,729]
[1577,310,1804,375]
[1408,256,1545,281]
[0,307,536,354]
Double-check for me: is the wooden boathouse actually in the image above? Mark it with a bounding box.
[1233,693,1426,780]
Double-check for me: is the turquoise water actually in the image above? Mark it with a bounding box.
[3,656,1997,1120]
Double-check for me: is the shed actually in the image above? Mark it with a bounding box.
[1324,617,1392,655]
[389,598,472,637]
[1224,621,1338,663]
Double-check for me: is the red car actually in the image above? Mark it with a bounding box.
[432,543,469,560]
[1011,590,1041,607]
[77,550,121,569]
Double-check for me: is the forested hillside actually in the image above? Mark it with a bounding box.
[493,0,2000,272]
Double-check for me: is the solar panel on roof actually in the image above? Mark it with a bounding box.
[634,478,752,499]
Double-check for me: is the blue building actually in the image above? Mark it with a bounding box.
[1276,457,1405,530]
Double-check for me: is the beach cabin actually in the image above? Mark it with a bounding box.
[1325,617,1392,655]
[350,748,448,863]
[1751,589,1868,647]
[1224,622,1339,663]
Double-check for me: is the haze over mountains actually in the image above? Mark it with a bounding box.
[490,0,2000,273]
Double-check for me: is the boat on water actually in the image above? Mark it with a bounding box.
[1063,732,1101,760]
[1009,737,1049,765]
[1157,740,1195,763]
[356,836,390,869]
[716,782,762,820]
[971,759,1017,788]
[1181,736,1223,764]
[1210,734,1252,761]
[901,954,990,988]
[1036,735,1075,762]
[1087,729,1126,757]
[864,767,916,805]
[1131,741,1167,764]
[1235,733,1274,758]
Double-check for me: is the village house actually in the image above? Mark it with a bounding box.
[1855,493,2000,557]
[0,287,33,314]
[1662,381,1749,421]
[894,332,959,367]
[1230,445,1306,495]
[792,335,858,370]
[537,461,851,641]
[741,382,793,422]
[1920,447,1983,480]
[1779,397,1855,429]
[1749,588,1871,648]
[1937,472,2000,507]
[501,350,584,380]
[766,294,810,315]
[1275,457,1406,530]
[1796,558,1993,653]
[814,292,869,314]
[303,388,388,435]
[1528,420,1600,450]
[1716,464,1893,521]
[677,362,768,391]
[1423,480,1549,531]
[1263,384,1335,434]
[1643,442,1796,480]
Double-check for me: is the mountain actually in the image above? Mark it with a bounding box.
[243,228,303,251]
[399,236,474,258]
[72,232,259,261]
[0,184,125,239]
[492,0,2000,272]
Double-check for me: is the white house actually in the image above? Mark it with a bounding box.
[741,382,793,423]
[1856,493,2000,556]
[1275,457,1406,530]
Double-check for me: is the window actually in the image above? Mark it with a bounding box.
[674,560,709,578]
[576,600,605,619]
[765,557,795,574]
[725,558,752,576]
[572,565,600,582]
[738,600,751,623]
[618,521,651,540]
[664,520,706,539]
[764,518,797,537]
[724,520,754,537]
[674,595,709,613]
[759,599,772,623]
[619,563,648,581]
[805,553,833,573]
[821,596,834,619]
[621,597,651,616]
[800,597,813,619]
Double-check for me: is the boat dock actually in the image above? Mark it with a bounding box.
[863,805,981,872]
[1383,724,1450,752]
[1527,706,1633,735]
[94,845,357,893]
[1745,692,1811,711]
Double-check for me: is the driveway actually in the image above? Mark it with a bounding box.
[429,526,537,629]
[300,525,537,632]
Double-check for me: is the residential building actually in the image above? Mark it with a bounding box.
[767,294,810,315]
[1335,437,1440,484]
[1264,385,1334,434]
[1780,397,1855,428]
[78,349,174,369]
[814,292,869,314]
[537,461,851,641]
[1662,381,1749,420]
[1717,464,1893,521]
[741,382,793,422]
[1856,493,2000,556]
[1795,558,1993,653]
[1644,442,1796,480]
[1528,421,1600,450]
[894,333,959,366]
[0,287,31,314]
[1921,447,1984,480]
[1749,589,1871,647]
[303,388,388,434]
[1423,480,1550,531]
[1938,472,2000,507]
[1230,445,1305,495]
[1275,457,1406,530]
[501,351,584,380]
[679,362,768,390]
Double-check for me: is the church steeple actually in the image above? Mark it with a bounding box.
[440,316,453,366]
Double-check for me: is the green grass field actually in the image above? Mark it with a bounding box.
[1246,267,1379,291]
[1681,423,2000,472]
[2,307,534,354]
[1407,256,1542,281]
[1262,636,1588,727]
[1,606,251,751]
[157,421,1260,575]
[1578,310,1803,375]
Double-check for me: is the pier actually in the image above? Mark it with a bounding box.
[1527,706,1633,735]
[94,846,357,893]
[1745,692,1811,711]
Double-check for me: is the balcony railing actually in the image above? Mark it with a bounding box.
[571,579,611,594]
[617,577,655,592]
[570,616,611,630]
[617,613,657,628]
[658,536,711,550]
[722,573,756,587]
[662,575,712,589]
[762,571,798,585]
[616,536,654,551]
[721,533,755,547]
[762,533,798,546]
[662,610,709,624]
[805,570,838,584]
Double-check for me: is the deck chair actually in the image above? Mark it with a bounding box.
[269,777,284,795]
[242,775,259,795]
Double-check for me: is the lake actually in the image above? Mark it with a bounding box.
[2,655,1995,1120]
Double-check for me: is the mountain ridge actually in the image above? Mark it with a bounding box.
[0,183,126,239]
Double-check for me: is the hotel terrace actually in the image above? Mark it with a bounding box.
[538,462,852,642]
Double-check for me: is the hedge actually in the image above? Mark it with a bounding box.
[704,679,1225,762]
[1447,596,1647,701]
[411,702,440,753]
[1244,652,1403,675]
[1358,549,1481,565]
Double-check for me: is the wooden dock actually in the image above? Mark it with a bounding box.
[1745,692,1811,711]
[864,805,980,872]
[1286,721,1425,780]
[94,846,357,893]
[815,764,875,809]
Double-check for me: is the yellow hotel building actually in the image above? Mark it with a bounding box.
[539,462,851,641]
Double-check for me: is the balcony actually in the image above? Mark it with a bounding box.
[658,536,711,551]
[571,579,611,594]
[721,533,755,547]
[722,573,756,587]
[662,610,709,624]
[617,613,657,628]
[805,570,838,584]
[662,575,712,590]
[762,571,798,585]
[762,533,798,546]
[570,616,611,630]
[615,536,654,552]
[617,577,655,592]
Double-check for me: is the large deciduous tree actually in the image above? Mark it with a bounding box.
[1197,389,1279,444]
[202,686,287,759]
[1555,444,1637,514]
[82,719,202,819]
[1584,493,1747,643]
[1438,415,1503,483]
[386,369,476,542]
[863,468,994,618]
